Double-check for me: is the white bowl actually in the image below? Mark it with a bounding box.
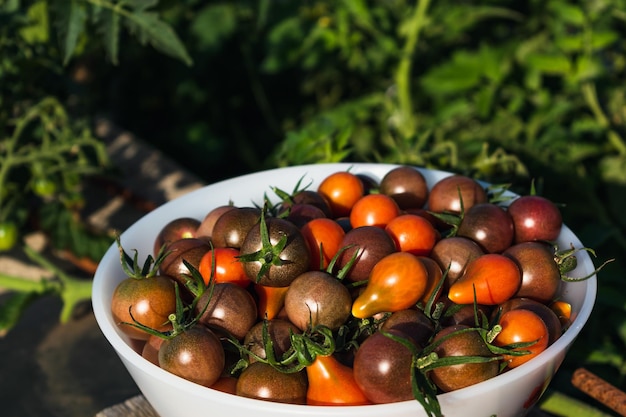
[92,163,597,417]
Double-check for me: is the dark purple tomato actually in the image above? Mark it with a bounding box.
[239,216,311,287]
[440,302,493,328]
[379,309,434,347]
[281,203,327,228]
[153,217,201,256]
[158,324,225,387]
[159,238,211,288]
[243,319,298,363]
[430,236,484,287]
[428,175,487,214]
[211,207,262,249]
[457,203,514,253]
[195,283,258,341]
[284,270,352,331]
[236,361,308,404]
[507,195,562,243]
[379,166,429,210]
[353,329,415,404]
[285,190,333,218]
[503,241,561,303]
[335,226,397,283]
[111,274,177,341]
[196,205,237,241]
[429,324,499,392]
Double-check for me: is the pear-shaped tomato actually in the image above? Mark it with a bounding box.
[447,254,521,305]
[352,252,428,318]
[306,354,371,405]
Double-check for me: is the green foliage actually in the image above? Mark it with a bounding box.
[2,0,626,411]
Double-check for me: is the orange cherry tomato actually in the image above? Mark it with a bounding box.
[253,283,289,320]
[494,309,549,368]
[198,247,249,287]
[349,193,400,229]
[306,354,371,406]
[300,217,346,270]
[317,171,364,218]
[447,254,521,305]
[550,300,572,328]
[385,214,438,256]
[352,252,428,318]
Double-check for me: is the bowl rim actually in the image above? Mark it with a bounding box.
[92,162,598,413]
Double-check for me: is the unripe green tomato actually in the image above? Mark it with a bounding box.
[33,178,57,198]
[0,222,18,251]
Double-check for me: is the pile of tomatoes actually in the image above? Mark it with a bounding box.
[110,165,582,412]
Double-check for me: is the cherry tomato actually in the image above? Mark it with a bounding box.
[253,283,289,320]
[349,193,400,229]
[198,247,249,287]
[306,354,371,405]
[158,324,226,387]
[236,361,308,404]
[300,217,345,270]
[507,195,563,243]
[352,252,428,318]
[0,221,18,251]
[385,214,438,256]
[317,171,364,218]
[447,253,521,305]
[493,309,549,368]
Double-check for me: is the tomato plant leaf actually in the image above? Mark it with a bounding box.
[0,291,41,336]
[190,3,237,51]
[94,8,121,65]
[123,10,193,66]
[50,0,88,66]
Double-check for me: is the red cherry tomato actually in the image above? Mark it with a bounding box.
[447,254,521,305]
[385,214,438,256]
[352,252,428,318]
[300,217,345,270]
[493,309,549,368]
[317,171,364,218]
[349,193,400,229]
[198,247,249,287]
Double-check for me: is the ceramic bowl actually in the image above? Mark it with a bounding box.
[92,163,597,417]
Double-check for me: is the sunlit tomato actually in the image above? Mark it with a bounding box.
[0,221,18,251]
[493,309,549,368]
[198,247,249,287]
[317,171,364,218]
[447,254,521,305]
[253,283,289,320]
[352,252,428,318]
[550,300,572,328]
[306,354,371,405]
[300,217,345,270]
[349,194,400,229]
[385,214,438,256]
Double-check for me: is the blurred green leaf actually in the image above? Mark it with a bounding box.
[190,3,237,51]
[124,10,193,66]
[51,0,88,66]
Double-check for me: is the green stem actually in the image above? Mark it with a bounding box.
[539,389,613,417]
[395,0,431,139]
[581,82,626,156]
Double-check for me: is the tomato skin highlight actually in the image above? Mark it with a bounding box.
[385,214,438,256]
[300,217,345,270]
[352,252,428,318]
[447,254,521,305]
[317,171,364,218]
[349,193,400,229]
[494,309,549,368]
[306,354,371,406]
[198,247,249,287]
